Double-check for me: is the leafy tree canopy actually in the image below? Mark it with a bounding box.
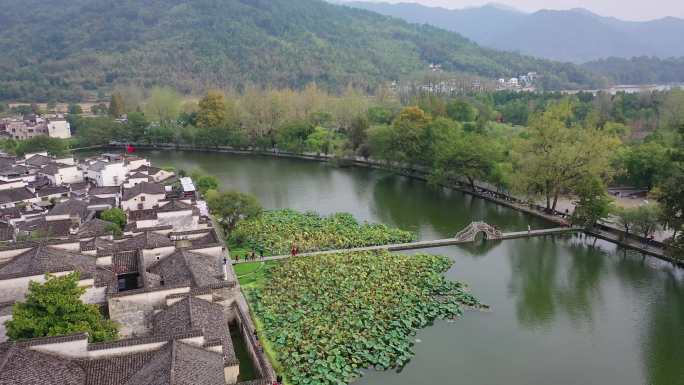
[5,273,118,342]
[206,189,262,233]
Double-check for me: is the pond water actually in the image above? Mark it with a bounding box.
[142,150,684,385]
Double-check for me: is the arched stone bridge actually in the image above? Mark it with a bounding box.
[232,222,580,264]
[453,222,503,242]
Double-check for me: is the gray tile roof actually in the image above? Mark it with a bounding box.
[36,185,69,197]
[157,200,193,213]
[25,154,52,167]
[0,206,21,219]
[0,222,13,241]
[122,182,165,201]
[49,199,90,221]
[0,165,29,177]
[153,297,237,365]
[128,172,149,179]
[77,218,114,238]
[0,333,226,385]
[89,186,120,196]
[81,350,158,385]
[17,217,73,238]
[127,209,157,221]
[113,232,173,252]
[87,161,107,172]
[0,244,97,280]
[40,162,73,175]
[68,182,90,192]
[87,196,116,208]
[189,230,220,248]
[121,341,223,385]
[147,250,222,288]
[0,187,35,204]
[0,344,86,385]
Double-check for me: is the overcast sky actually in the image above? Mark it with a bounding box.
[356,0,684,21]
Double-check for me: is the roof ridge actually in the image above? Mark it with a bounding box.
[0,344,16,372]
[170,340,177,385]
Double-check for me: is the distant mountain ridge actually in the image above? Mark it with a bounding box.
[343,1,684,63]
[0,0,604,101]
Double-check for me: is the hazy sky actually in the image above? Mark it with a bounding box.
[358,0,684,21]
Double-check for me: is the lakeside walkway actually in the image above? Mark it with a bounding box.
[232,226,579,265]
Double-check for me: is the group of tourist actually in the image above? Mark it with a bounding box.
[238,248,265,261]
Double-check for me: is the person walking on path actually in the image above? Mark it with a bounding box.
[528,224,531,234]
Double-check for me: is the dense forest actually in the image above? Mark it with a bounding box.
[583,57,684,85]
[0,0,603,102]
[2,84,683,253]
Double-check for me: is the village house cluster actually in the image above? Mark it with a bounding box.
[0,113,72,140]
[0,152,274,385]
[496,72,538,91]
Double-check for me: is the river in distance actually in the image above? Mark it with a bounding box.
[140,150,684,385]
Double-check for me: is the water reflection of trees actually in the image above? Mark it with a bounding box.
[643,271,684,385]
[508,236,607,329]
[370,175,548,238]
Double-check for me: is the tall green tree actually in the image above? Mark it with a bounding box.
[447,99,478,122]
[430,130,499,190]
[277,121,314,153]
[656,124,684,241]
[100,208,126,230]
[108,92,125,118]
[191,171,220,195]
[615,141,670,190]
[144,87,181,127]
[513,99,620,211]
[571,177,614,228]
[5,273,118,342]
[206,190,262,233]
[197,90,227,129]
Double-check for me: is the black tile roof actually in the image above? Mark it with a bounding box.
[147,250,222,288]
[0,187,35,204]
[87,196,116,207]
[36,185,69,197]
[77,218,114,238]
[112,232,173,252]
[157,200,193,213]
[127,209,157,222]
[89,186,120,196]
[0,244,97,280]
[0,221,14,241]
[49,199,90,221]
[0,206,21,219]
[153,297,238,364]
[17,217,73,238]
[40,162,73,175]
[189,230,220,248]
[25,154,52,167]
[0,344,86,385]
[122,182,165,201]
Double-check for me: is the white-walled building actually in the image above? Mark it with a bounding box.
[87,161,127,187]
[46,119,71,139]
[39,163,83,185]
[121,182,166,211]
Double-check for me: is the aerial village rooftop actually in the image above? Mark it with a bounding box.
[0,150,274,385]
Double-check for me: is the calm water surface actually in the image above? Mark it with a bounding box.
[143,150,684,385]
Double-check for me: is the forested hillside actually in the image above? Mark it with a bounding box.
[0,0,601,101]
[583,57,684,85]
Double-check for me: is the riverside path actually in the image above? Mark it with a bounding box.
[232,222,580,265]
